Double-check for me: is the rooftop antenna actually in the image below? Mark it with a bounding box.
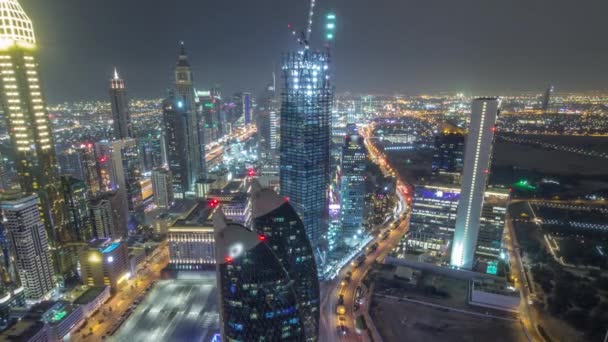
[306,0,316,43]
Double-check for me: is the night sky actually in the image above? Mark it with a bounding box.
[24,0,608,103]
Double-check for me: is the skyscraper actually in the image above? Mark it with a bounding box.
[151,167,173,209]
[432,126,465,175]
[162,43,206,197]
[214,212,305,341]
[250,181,320,340]
[1,193,55,301]
[75,143,101,194]
[451,98,499,269]
[87,191,128,239]
[0,0,67,243]
[280,50,332,246]
[111,139,142,227]
[109,68,132,140]
[339,133,367,248]
[541,85,553,113]
[60,176,91,242]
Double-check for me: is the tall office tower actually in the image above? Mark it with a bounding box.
[60,176,91,241]
[476,190,509,271]
[0,0,66,242]
[57,148,85,180]
[109,68,132,140]
[280,50,332,246]
[1,194,55,301]
[111,139,142,226]
[200,92,222,143]
[451,98,499,269]
[214,212,306,341]
[250,181,320,340]
[541,85,553,113]
[75,143,101,194]
[137,134,163,172]
[174,43,205,183]
[339,133,367,248]
[432,126,465,175]
[0,154,11,192]
[257,78,280,162]
[87,192,117,239]
[162,44,206,197]
[241,92,252,125]
[151,167,173,209]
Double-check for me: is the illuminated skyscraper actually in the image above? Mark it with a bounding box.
[251,181,320,340]
[0,0,67,242]
[279,50,332,246]
[60,176,91,241]
[162,44,206,197]
[339,133,367,247]
[151,167,173,209]
[1,193,55,301]
[109,68,132,140]
[214,212,305,341]
[432,126,465,175]
[451,98,499,269]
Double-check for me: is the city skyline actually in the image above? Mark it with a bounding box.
[19,0,608,103]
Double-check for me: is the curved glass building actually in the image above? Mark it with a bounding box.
[214,212,305,341]
[251,181,320,341]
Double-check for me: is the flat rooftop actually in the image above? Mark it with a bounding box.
[73,286,108,305]
[111,277,219,342]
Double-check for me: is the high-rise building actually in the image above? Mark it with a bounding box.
[162,43,206,197]
[111,139,142,227]
[151,168,173,209]
[0,0,67,243]
[339,133,367,247]
[0,153,12,192]
[250,182,320,340]
[451,98,499,269]
[280,50,332,246]
[541,85,553,113]
[88,191,126,239]
[214,212,306,341]
[75,143,101,194]
[60,176,91,241]
[1,193,55,301]
[257,77,280,163]
[242,92,252,125]
[403,185,460,253]
[109,68,132,140]
[78,238,129,293]
[476,190,509,265]
[57,148,85,180]
[432,126,465,175]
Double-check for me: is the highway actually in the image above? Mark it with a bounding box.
[318,123,411,342]
[205,124,256,168]
[72,244,169,342]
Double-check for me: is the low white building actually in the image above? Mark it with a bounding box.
[469,278,520,313]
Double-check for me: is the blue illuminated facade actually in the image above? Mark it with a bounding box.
[339,133,367,248]
[251,182,320,340]
[279,50,332,246]
[214,213,305,341]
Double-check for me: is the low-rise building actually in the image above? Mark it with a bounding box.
[78,239,130,293]
[73,286,110,318]
[469,279,520,313]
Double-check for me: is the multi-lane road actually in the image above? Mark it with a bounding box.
[318,123,411,341]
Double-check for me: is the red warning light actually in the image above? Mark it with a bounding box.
[258,235,266,242]
[491,126,497,133]
[247,169,256,177]
[209,198,220,208]
[484,169,490,174]
[224,256,233,263]
[98,156,107,163]
[284,197,290,202]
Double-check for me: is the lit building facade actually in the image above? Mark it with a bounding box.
[432,128,465,175]
[405,185,460,253]
[251,182,320,340]
[167,201,216,270]
[451,98,499,269]
[60,176,91,241]
[88,191,126,239]
[109,68,132,140]
[151,167,173,209]
[339,133,367,247]
[214,212,305,341]
[1,193,55,301]
[78,239,129,293]
[279,50,332,246]
[0,0,67,244]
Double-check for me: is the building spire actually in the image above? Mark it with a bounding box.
[180,41,186,56]
[113,67,119,80]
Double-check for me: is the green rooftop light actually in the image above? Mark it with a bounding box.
[326,23,335,29]
[327,14,336,20]
[326,33,334,40]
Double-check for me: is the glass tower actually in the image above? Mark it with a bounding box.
[214,212,305,341]
[339,133,367,248]
[251,181,320,341]
[0,0,67,243]
[109,68,132,140]
[279,50,332,246]
[451,98,499,269]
